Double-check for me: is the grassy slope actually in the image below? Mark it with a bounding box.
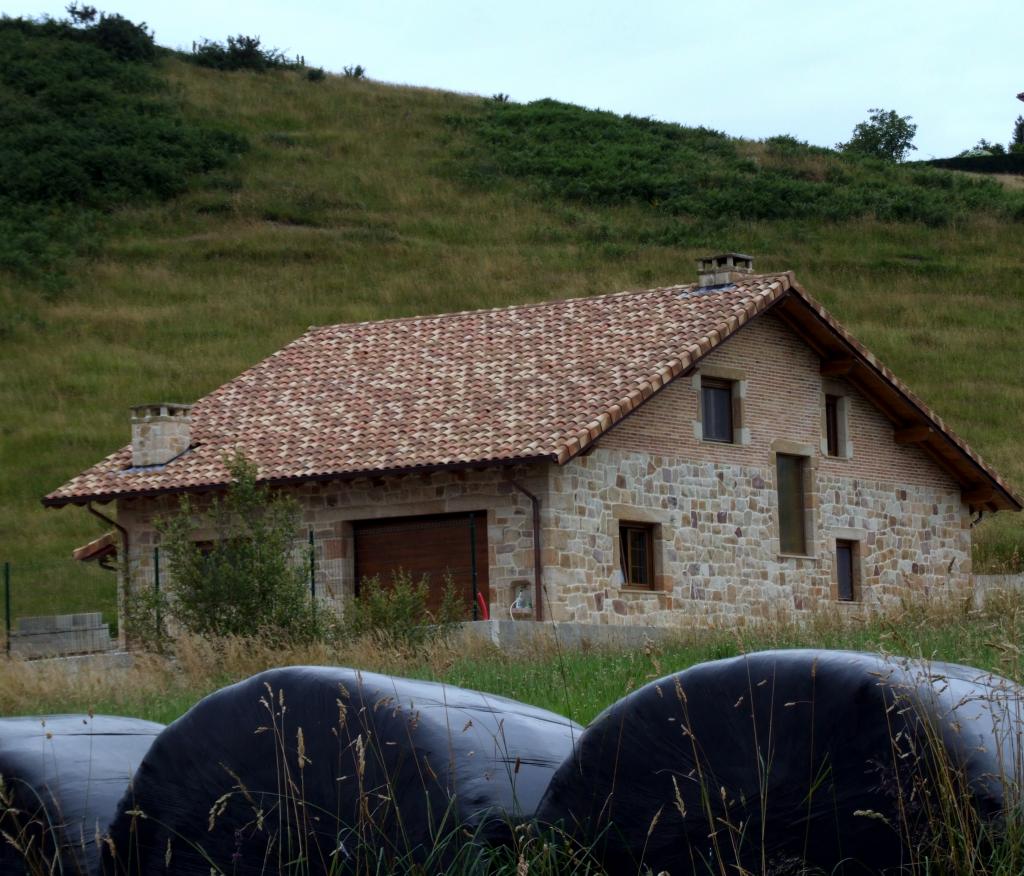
[1,60,1023,622]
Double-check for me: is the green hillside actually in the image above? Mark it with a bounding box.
[2,40,1023,622]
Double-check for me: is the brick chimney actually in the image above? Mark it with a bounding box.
[697,252,754,287]
[130,403,193,467]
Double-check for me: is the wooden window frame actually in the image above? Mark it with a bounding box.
[821,387,852,459]
[701,378,735,444]
[693,369,749,446]
[825,395,840,457]
[618,521,656,590]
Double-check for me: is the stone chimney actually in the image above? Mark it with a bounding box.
[697,252,754,287]
[130,403,193,467]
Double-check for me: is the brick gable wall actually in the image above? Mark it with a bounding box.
[598,313,956,490]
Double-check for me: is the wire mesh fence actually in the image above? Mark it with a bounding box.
[3,526,487,659]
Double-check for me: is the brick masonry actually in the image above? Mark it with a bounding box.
[115,313,973,632]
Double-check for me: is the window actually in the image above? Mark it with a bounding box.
[822,391,851,458]
[836,540,858,601]
[701,378,734,443]
[776,454,808,555]
[619,522,655,588]
[825,395,840,457]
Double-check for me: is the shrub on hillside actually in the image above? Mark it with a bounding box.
[0,12,244,284]
[190,34,299,72]
[451,98,1024,229]
[89,12,155,60]
[837,107,918,162]
[926,153,1024,176]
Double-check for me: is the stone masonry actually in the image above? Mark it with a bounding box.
[130,403,193,468]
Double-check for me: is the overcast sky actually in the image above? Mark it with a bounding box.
[7,0,1023,157]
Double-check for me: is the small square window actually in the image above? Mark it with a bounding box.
[702,378,734,443]
[619,522,655,588]
[836,539,858,601]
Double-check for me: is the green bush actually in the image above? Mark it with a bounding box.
[348,570,465,648]
[90,12,156,61]
[450,98,1024,229]
[0,12,244,284]
[926,153,1024,175]
[190,34,299,72]
[153,452,323,644]
[836,107,917,162]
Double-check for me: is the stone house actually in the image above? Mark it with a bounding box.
[45,255,1021,629]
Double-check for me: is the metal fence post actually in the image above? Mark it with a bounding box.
[309,530,316,601]
[4,562,10,658]
[469,514,478,620]
[153,546,160,639]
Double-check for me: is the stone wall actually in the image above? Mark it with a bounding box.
[541,450,968,626]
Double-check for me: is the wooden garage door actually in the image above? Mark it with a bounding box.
[353,512,488,616]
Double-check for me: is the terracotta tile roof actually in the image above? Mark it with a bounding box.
[72,531,117,563]
[43,272,1020,510]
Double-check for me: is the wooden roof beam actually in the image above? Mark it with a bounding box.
[820,356,856,377]
[963,484,994,505]
[894,424,934,444]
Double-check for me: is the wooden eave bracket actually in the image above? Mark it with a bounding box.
[773,290,1022,514]
[820,357,856,377]
[894,424,934,444]
[963,484,994,505]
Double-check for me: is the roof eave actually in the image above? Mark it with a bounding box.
[41,452,560,509]
[777,282,1022,513]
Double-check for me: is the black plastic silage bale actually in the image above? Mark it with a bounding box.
[0,714,164,876]
[536,649,1024,876]
[101,666,582,875]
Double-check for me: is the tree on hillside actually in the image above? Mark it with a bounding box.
[1011,115,1024,155]
[837,108,917,162]
[959,138,1006,157]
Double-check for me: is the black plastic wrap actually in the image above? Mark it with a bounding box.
[102,666,581,874]
[0,714,164,876]
[537,649,1024,875]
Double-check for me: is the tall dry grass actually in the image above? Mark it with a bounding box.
[2,591,1022,726]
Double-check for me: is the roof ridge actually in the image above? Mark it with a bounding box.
[304,272,795,337]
